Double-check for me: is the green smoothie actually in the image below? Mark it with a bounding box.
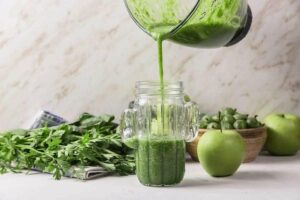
[170,0,242,47]
[128,0,243,46]
[136,137,185,186]
[157,36,164,91]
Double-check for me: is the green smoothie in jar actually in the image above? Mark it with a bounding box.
[136,137,185,186]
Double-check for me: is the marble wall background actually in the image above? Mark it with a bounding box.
[0,0,299,131]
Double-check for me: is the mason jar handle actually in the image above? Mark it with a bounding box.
[120,108,137,142]
[184,101,200,142]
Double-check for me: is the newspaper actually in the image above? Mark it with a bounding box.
[29,110,109,180]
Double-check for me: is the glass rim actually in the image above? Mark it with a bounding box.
[136,81,183,87]
[135,81,184,96]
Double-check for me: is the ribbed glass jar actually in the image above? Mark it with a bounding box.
[121,81,199,187]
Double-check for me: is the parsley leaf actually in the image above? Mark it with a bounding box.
[0,114,135,179]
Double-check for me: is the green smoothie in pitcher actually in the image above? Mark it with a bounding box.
[123,104,187,186]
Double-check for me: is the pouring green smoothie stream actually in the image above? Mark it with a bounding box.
[121,0,252,187]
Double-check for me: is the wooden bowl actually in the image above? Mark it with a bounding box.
[186,127,267,163]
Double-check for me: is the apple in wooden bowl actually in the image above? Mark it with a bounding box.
[186,108,267,163]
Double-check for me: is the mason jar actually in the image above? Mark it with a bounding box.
[120,81,199,187]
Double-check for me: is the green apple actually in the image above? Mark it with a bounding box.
[197,130,245,177]
[264,113,300,156]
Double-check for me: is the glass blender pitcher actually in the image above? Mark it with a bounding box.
[120,82,199,186]
[124,0,252,47]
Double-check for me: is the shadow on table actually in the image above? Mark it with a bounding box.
[178,170,283,188]
[180,171,277,187]
[178,178,228,188]
[250,152,300,164]
[230,170,276,181]
[185,158,196,163]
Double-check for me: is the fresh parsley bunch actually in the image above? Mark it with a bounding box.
[0,113,135,179]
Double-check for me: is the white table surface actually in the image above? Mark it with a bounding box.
[0,154,299,200]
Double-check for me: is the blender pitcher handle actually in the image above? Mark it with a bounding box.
[120,108,137,144]
[184,102,200,142]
